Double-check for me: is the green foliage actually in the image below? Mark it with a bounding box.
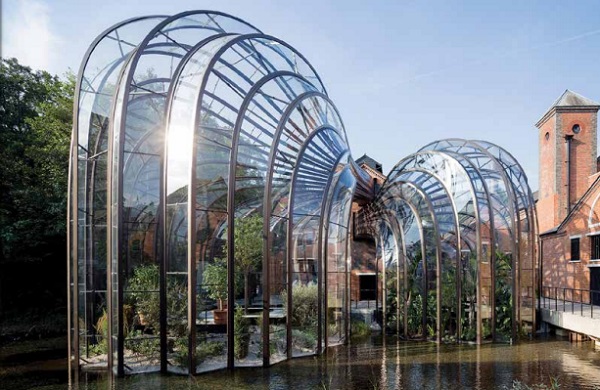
[460,317,477,341]
[95,309,108,339]
[166,281,188,338]
[440,264,457,336]
[441,334,457,343]
[460,252,478,341]
[350,320,371,339]
[234,306,250,359]
[127,264,187,337]
[404,288,436,338]
[404,249,424,336]
[173,337,188,367]
[495,251,513,339]
[385,272,398,330]
[291,328,317,350]
[127,264,161,331]
[0,58,74,314]
[407,294,423,335]
[128,264,160,301]
[233,215,263,275]
[125,331,160,358]
[90,309,109,355]
[283,283,318,329]
[203,258,228,310]
[482,320,492,339]
[257,334,279,358]
[197,341,225,363]
[88,342,108,356]
[426,290,436,338]
[232,215,263,310]
[173,338,225,367]
[203,216,262,310]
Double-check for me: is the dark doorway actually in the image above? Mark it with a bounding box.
[359,274,377,300]
[591,267,600,305]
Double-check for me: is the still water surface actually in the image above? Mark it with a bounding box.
[3,335,600,389]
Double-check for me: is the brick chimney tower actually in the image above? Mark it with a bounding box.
[536,90,600,232]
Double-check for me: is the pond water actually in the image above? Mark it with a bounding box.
[2,335,600,389]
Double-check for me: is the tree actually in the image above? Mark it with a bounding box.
[233,215,263,313]
[0,57,73,327]
[203,258,228,311]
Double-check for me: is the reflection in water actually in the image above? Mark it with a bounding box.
[4,336,600,389]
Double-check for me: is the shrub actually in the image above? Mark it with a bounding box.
[234,306,250,359]
[89,309,109,356]
[291,329,317,350]
[203,258,228,311]
[125,331,160,358]
[197,341,225,363]
[257,338,278,358]
[407,293,423,335]
[350,320,371,339]
[495,251,513,340]
[173,337,188,367]
[283,283,318,329]
[127,264,160,331]
[88,342,107,356]
[174,338,225,367]
[127,264,187,337]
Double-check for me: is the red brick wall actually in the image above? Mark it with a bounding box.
[560,111,597,206]
[541,184,600,291]
[538,115,558,232]
[537,110,598,233]
[538,106,599,292]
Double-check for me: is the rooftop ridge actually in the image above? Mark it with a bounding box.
[536,89,600,128]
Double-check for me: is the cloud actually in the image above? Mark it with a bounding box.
[3,0,62,73]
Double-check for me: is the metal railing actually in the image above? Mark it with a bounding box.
[540,286,600,319]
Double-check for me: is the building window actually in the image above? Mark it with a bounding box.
[572,124,581,134]
[571,237,580,261]
[591,235,600,260]
[545,132,550,141]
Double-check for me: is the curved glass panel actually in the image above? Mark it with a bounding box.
[324,158,356,347]
[231,75,318,365]
[289,128,347,357]
[71,16,166,369]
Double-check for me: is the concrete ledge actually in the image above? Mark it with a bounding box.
[541,308,600,339]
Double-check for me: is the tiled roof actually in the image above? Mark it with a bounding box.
[536,90,600,127]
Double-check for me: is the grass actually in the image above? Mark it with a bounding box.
[350,319,371,340]
[505,377,562,390]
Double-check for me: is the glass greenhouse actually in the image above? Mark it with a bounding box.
[357,139,538,344]
[68,11,538,376]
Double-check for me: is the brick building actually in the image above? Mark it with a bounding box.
[351,155,386,302]
[537,90,600,303]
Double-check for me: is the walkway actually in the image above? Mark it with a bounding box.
[540,297,600,339]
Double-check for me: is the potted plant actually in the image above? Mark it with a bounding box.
[203,258,228,325]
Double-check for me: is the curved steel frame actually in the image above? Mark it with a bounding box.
[359,138,538,344]
[69,11,360,376]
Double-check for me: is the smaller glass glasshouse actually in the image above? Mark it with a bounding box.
[68,10,538,376]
